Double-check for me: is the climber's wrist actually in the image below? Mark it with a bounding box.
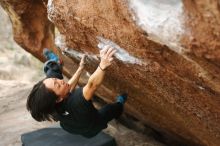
[99,63,106,71]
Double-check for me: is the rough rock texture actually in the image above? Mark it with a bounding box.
[0,0,220,146]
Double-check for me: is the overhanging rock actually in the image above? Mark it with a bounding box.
[1,0,220,145]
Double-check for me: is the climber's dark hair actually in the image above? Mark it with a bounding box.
[26,79,59,122]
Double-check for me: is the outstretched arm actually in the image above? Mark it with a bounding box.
[83,45,116,101]
[68,55,86,92]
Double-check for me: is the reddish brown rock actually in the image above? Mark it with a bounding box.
[1,0,220,145]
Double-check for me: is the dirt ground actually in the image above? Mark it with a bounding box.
[0,46,51,146]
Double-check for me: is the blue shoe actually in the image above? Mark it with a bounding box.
[43,48,59,63]
[116,93,128,105]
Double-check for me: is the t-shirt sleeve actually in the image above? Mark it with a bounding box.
[67,87,95,115]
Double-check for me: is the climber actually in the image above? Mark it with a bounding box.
[26,46,128,138]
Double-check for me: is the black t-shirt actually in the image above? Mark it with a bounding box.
[44,61,106,137]
[57,87,107,138]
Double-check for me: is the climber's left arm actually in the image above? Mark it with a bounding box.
[68,55,86,92]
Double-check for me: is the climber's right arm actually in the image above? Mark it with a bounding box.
[83,46,116,101]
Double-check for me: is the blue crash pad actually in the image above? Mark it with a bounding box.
[21,127,116,146]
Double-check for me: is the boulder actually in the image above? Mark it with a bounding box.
[1,0,220,145]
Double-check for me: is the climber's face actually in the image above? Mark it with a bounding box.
[43,78,70,102]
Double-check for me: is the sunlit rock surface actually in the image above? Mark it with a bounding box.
[1,0,220,145]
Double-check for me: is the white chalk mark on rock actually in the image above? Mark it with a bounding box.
[128,0,185,54]
[97,36,145,65]
[55,34,67,49]
[62,48,99,62]
[47,0,54,22]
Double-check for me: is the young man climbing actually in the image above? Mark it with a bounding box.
[26,45,128,138]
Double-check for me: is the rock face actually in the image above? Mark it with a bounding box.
[1,0,220,145]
